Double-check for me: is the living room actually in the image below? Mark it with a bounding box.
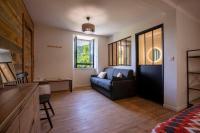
[0,0,200,133]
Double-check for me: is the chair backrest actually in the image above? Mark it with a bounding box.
[16,72,28,84]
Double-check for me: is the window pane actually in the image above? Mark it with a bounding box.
[139,34,145,65]
[121,40,126,65]
[145,31,153,65]
[109,37,131,66]
[113,43,117,66]
[75,38,94,68]
[117,42,122,65]
[108,44,113,66]
[138,26,163,66]
[126,38,131,65]
[153,28,162,65]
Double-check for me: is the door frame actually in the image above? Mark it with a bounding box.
[22,14,34,82]
[135,24,164,104]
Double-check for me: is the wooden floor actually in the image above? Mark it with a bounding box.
[41,88,175,133]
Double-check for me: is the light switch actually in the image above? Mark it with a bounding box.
[170,56,175,61]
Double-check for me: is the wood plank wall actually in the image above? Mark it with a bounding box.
[0,0,34,75]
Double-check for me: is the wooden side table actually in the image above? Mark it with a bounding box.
[35,79,73,92]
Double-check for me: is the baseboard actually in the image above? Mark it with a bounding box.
[163,104,177,111]
[163,103,187,112]
[73,84,91,89]
[176,104,187,112]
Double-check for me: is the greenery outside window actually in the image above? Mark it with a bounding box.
[74,36,94,68]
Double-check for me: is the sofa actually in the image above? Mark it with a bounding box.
[90,67,135,100]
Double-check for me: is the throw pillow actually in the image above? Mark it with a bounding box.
[117,72,123,78]
[97,72,107,79]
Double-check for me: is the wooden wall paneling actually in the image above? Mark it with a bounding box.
[0,0,23,47]
[0,0,34,80]
[22,14,34,82]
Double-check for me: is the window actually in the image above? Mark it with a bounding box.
[108,36,131,66]
[138,27,163,65]
[74,36,94,68]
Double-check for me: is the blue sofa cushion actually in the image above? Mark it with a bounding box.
[104,67,114,80]
[91,77,112,91]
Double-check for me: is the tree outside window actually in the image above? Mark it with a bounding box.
[74,36,94,68]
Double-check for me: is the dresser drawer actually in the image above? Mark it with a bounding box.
[19,96,34,133]
[5,116,20,133]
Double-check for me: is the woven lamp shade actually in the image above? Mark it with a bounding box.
[82,23,95,33]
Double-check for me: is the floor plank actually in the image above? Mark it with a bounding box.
[41,88,175,133]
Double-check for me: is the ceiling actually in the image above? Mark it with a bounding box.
[23,0,199,36]
[24,0,173,36]
[163,0,200,22]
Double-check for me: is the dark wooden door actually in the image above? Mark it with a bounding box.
[23,20,33,82]
[136,24,164,104]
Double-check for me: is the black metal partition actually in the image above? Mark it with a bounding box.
[108,36,131,66]
[136,24,164,104]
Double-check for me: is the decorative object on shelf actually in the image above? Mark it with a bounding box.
[82,16,95,34]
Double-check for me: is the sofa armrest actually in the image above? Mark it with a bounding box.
[111,79,135,100]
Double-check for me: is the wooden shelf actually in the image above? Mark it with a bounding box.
[187,49,200,106]
[189,72,200,74]
[188,56,200,58]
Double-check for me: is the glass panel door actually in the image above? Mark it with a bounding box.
[138,28,163,65]
[139,34,145,65]
[153,28,162,65]
[136,24,164,104]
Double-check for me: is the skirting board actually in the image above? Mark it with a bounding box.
[73,84,91,89]
[163,103,187,112]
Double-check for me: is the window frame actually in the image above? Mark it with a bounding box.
[74,36,95,68]
[136,25,163,66]
[108,36,131,66]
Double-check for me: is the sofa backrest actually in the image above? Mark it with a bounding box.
[113,68,134,79]
[104,67,134,80]
[104,67,114,80]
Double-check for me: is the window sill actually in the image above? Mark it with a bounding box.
[73,68,96,71]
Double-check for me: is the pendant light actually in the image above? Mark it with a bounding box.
[82,16,95,34]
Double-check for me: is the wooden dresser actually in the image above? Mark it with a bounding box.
[0,83,40,133]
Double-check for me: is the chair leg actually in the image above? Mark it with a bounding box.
[43,103,53,128]
[47,101,55,116]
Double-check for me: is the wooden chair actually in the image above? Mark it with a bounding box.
[39,82,55,129]
[16,72,28,84]
[16,72,55,128]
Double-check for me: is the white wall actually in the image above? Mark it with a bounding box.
[109,11,179,111]
[176,10,200,109]
[34,24,109,88]
[109,6,200,111]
